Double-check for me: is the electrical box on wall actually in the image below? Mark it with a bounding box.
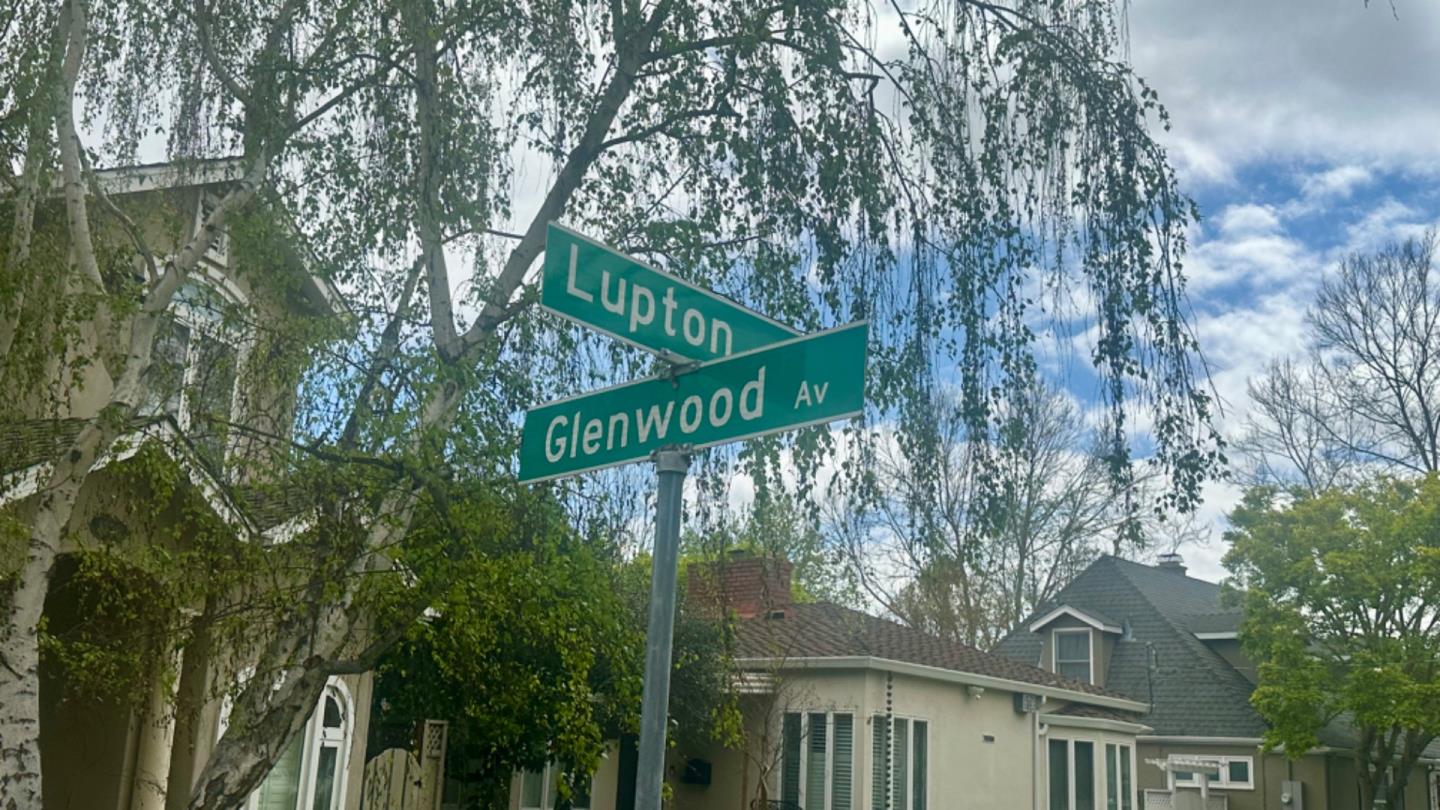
[1281,779,1303,809]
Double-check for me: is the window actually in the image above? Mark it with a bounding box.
[1048,738,1098,810]
[519,763,592,810]
[1169,756,1253,791]
[782,711,855,810]
[869,715,926,810]
[1104,744,1133,810]
[1053,629,1093,683]
[140,278,243,468]
[250,680,353,810]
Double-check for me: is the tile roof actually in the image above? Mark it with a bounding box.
[993,555,1265,738]
[735,601,1136,703]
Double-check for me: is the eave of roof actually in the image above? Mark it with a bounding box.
[734,654,1150,713]
[1028,604,1122,634]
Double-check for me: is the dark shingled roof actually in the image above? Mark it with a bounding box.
[993,555,1265,738]
[736,601,1138,702]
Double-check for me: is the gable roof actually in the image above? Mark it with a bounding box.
[1028,604,1123,633]
[735,601,1142,709]
[993,555,1264,738]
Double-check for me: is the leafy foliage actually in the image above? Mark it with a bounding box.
[1225,477,1440,808]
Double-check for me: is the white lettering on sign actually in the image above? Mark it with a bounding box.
[565,246,593,302]
[793,381,829,408]
[565,266,736,356]
[541,367,769,462]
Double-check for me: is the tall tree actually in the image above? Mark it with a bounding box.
[1237,233,1440,492]
[1,1,1222,807]
[1224,478,1440,810]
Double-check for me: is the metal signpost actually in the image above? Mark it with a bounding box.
[521,225,868,810]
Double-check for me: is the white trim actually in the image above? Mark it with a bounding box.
[785,710,856,810]
[1136,736,1264,746]
[1053,627,1095,685]
[1029,605,1122,634]
[47,158,248,197]
[1193,632,1239,641]
[868,712,927,810]
[735,655,1149,713]
[1040,713,1152,735]
[1167,754,1255,791]
[246,677,355,810]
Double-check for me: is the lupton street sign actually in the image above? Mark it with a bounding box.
[517,321,867,483]
[540,222,800,362]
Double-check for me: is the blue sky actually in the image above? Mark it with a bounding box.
[1095,0,1440,578]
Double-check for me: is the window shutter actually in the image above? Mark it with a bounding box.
[891,719,908,810]
[807,713,828,810]
[871,716,888,810]
[783,713,802,806]
[912,721,927,810]
[832,714,853,810]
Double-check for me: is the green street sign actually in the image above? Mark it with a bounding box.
[541,222,799,362]
[518,322,868,482]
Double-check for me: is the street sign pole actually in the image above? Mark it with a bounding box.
[635,447,690,810]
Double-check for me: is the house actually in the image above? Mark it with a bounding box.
[509,553,1153,810]
[993,553,1440,810]
[1,159,371,810]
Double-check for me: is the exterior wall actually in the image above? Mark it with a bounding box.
[1136,741,1329,810]
[1324,754,1433,810]
[513,668,1094,810]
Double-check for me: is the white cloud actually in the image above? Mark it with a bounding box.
[1129,0,1440,185]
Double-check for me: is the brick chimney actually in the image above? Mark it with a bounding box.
[1156,552,1188,576]
[686,550,793,619]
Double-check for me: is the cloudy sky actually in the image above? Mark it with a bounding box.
[1115,0,1440,578]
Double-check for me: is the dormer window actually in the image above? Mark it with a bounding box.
[195,191,230,265]
[1053,629,1093,683]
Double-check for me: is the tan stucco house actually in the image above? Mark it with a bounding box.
[994,554,1440,810]
[509,554,1152,810]
[1,159,372,810]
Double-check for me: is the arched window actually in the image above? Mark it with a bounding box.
[250,679,354,810]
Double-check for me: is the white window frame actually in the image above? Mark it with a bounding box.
[1103,742,1137,810]
[782,710,857,810]
[148,271,251,464]
[1168,755,1254,791]
[519,762,593,810]
[1048,736,1100,810]
[244,677,354,810]
[1053,628,1094,684]
[869,713,928,810]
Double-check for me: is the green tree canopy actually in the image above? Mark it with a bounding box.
[1224,477,1440,810]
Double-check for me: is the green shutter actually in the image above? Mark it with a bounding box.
[912,721,927,810]
[832,715,853,810]
[1048,739,1069,810]
[1074,742,1094,810]
[892,719,908,810]
[1120,747,1132,810]
[807,713,828,810]
[784,713,803,806]
[871,716,888,810]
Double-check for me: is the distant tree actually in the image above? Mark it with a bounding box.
[1238,233,1440,492]
[829,382,1201,647]
[1224,477,1440,810]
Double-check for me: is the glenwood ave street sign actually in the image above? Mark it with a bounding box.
[517,321,867,482]
[540,222,800,361]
